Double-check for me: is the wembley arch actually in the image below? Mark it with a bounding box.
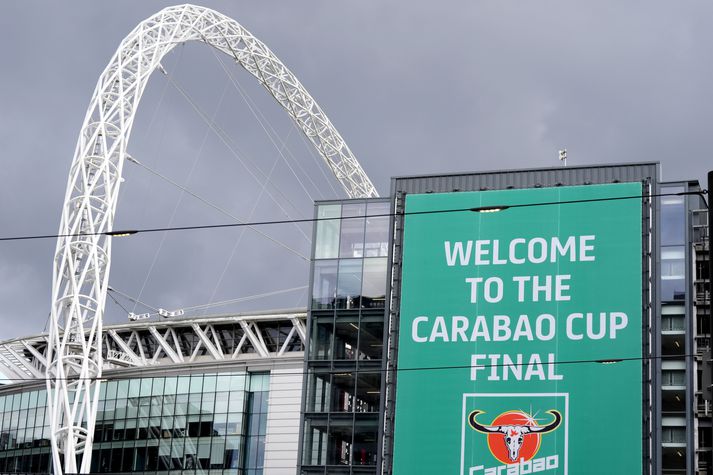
[45,4,377,473]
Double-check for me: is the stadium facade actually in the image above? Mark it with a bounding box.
[0,162,709,474]
[0,312,307,474]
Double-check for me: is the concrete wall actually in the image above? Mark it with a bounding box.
[264,366,303,474]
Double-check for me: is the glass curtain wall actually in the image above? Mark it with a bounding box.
[659,184,688,474]
[0,372,269,474]
[302,200,390,474]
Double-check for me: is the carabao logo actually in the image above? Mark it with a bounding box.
[468,409,562,464]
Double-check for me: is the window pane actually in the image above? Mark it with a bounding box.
[177,376,190,394]
[337,259,362,309]
[353,415,378,466]
[364,201,390,257]
[355,372,381,413]
[662,247,685,279]
[310,317,333,360]
[302,417,328,466]
[140,378,153,397]
[116,380,129,398]
[661,245,685,301]
[203,375,217,393]
[663,370,685,386]
[661,189,685,246]
[106,381,118,400]
[312,260,338,309]
[339,203,366,258]
[228,373,246,392]
[330,373,355,412]
[327,417,353,465]
[189,375,203,394]
[307,372,331,413]
[215,392,229,413]
[661,279,686,302]
[315,205,341,259]
[662,427,686,443]
[164,377,177,395]
[358,319,383,361]
[334,317,359,360]
[362,258,387,308]
[151,378,165,396]
[662,315,685,331]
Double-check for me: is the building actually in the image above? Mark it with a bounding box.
[297,163,711,475]
[0,162,709,474]
[0,311,308,474]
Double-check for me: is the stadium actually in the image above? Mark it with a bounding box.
[0,4,710,475]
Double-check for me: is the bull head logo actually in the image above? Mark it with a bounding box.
[468,409,562,462]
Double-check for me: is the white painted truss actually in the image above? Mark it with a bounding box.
[3,310,305,380]
[48,4,375,473]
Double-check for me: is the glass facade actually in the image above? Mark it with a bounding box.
[660,187,686,302]
[301,200,390,474]
[0,372,270,474]
[658,181,710,474]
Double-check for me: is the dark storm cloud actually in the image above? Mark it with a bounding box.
[0,1,711,340]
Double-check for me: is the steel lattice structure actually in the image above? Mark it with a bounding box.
[1,311,306,380]
[47,4,377,474]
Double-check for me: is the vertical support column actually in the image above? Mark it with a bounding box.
[379,191,404,475]
[707,171,713,473]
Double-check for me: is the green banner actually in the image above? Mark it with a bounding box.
[392,183,643,475]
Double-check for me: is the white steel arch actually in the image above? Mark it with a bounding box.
[46,4,377,474]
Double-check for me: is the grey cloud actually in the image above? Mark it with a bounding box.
[0,0,711,339]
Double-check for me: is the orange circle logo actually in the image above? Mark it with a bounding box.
[468,409,561,465]
[486,411,541,464]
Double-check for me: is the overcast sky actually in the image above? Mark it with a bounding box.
[0,1,711,340]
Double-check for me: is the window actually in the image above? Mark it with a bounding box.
[661,315,684,332]
[312,260,338,309]
[337,260,363,309]
[662,370,685,387]
[315,205,341,259]
[662,427,686,443]
[660,189,684,246]
[340,203,366,258]
[661,246,686,301]
[364,202,390,257]
[361,258,387,308]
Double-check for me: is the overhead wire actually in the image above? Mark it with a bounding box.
[0,352,701,382]
[0,190,704,243]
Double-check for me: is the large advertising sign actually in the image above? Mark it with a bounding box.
[392,183,643,474]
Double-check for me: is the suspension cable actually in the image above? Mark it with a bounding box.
[157,65,311,242]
